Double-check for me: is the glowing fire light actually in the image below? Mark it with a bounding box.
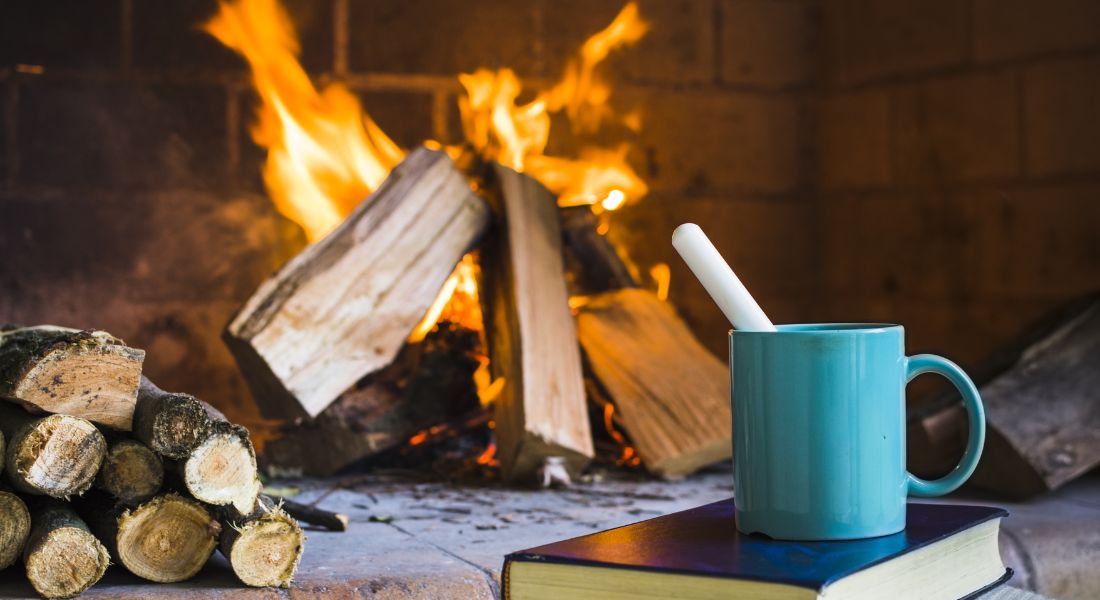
[456,3,649,209]
[476,442,499,466]
[603,403,642,467]
[204,0,403,242]
[650,263,671,301]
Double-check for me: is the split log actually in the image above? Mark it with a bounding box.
[481,164,593,481]
[267,494,348,531]
[177,419,261,516]
[0,402,106,498]
[0,490,31,570]
[221,496,305,587]
[261,322,481,476]
[96,439,164,505]
[0,326,144,430]
[88,493,220,583]
[576,288,732,478]
[133,376,215,460]
[909,296,1100,498]
[23,501,109,599]
[225,147,491,419]
[560,206,733,478]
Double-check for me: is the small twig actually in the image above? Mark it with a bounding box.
[266,495,348,532]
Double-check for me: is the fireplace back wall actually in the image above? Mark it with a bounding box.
[1,0,1097,427]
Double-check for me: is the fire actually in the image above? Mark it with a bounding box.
[209,0,651,464]
[603,403,642,468]
[409,253,483,343]
[456,3,649,209]
[204,0,403,242]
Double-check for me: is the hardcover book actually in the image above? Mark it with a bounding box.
[503,500,1010,600]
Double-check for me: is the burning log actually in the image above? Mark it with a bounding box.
[0,326,144,430]
[576,289,733,478]
[133,376,216,460]
[0,402,107,498]
[220,495,305,587]
[23,501,110,599]
[96,439,164,505]
[225,147,491,419]
[560,207,733,478]
[560,206,639,295]
[87,493,220,583]
[0,490,31,570]
[481,164,593,481]
[262,322,481,476]
[910,296,1100,498]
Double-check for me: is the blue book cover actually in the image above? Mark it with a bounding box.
[504,499,1010,598]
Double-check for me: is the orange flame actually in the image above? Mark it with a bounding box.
[649,263,671,301]
[204,0,404,242]
[603,403,642,467]
[408,253,483,343]
[457,2,649,209]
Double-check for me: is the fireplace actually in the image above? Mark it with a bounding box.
[3,0,1099,454]
[1,0,1100,596]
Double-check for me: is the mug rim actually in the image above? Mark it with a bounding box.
[728,323,902,335]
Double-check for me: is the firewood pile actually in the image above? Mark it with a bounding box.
[232,148,734,482]
[0,326,340,598]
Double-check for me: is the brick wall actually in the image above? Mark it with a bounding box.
[0,0,821,416]
[816,0,1100,369]
[2,0,1096,423]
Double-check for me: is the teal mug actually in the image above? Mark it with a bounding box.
[729,324,985,540]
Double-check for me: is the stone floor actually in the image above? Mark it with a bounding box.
[0,464,1096,599]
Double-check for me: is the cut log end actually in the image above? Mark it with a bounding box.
[1,327,144,430]
[23,504,109,599]
[0,491,31,570]
[97,439,164,505]
[7,414,107,498]
[134,378,213,460]
[222,506,305,588]
[115,494,221,583]
[183,423,261,515]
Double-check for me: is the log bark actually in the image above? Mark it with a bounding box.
[0,326,144,430]
[220,496,305,588]
[0,490,30,570]
[88,493,220,583]
[178,420,261,516]
[909,296,1100,498]
[23,501,109,598]
[0,403,106,498]
[481,164,593,482]
[225,147,491,419]
[96,439,164,505]
[576,288,733,478]
[133,376,215,460]
[261,322,481,476]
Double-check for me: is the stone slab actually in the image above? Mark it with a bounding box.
[0,465,1094,599]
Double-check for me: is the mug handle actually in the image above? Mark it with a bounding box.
[905,354,986,497]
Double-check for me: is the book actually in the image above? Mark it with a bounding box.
[503,499,1010,600]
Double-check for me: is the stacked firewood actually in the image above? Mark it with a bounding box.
[0,326,328,598]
